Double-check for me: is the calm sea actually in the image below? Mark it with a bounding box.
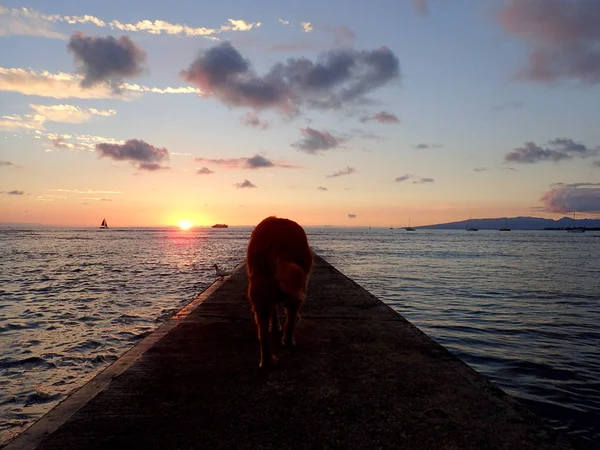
[0,227,599,448]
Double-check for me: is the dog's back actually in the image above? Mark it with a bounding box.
[247,216,313,303]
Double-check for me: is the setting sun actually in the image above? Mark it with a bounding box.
[178,220,193,230]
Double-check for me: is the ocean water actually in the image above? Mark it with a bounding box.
[0,227,599,448]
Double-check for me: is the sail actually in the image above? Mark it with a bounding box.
[100,218,108,228]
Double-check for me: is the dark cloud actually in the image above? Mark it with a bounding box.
[414,177,434,184]
[7,190,25,195]
[395,174,434,184]
[395,174,412,182]
[181,42,400,112]
[246,154,275,169]
[504,138,599,164]
[96,139,170,171]
[348,214,357,219]
[291,128,340,154]
[195,154,296,169]
[541,183,600,213]
[360,111,400,124]
[196,167,215,175]
[138,162,169,171]
[474,167,488,172]
[240,112,269,129]
[498,0,600,84]
[413,143,442,150]
[235,179,257,188]
[491,101,523,112]
[68,32,147,91]
[593,161,600,168]
[326,166,356,178]
[0,160,15,167]
[317,186,328,191]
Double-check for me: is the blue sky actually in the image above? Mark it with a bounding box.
[1,0,599,227]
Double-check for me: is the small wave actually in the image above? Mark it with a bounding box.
[24,390,62,406]
[0,357,56,370]
[0,322,37,333]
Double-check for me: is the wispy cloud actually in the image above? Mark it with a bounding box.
[360,111,400,124]
[300,22,313,33]
[498,0,600,84]
[0,7,260,40]
[348,213,357,219]
[291,128,340,154]
[195,154,298,169]
[278,18,291,26]
[395,174,435,184]
[235,179,257,188]
[50,189,121,194]
[0,67,201,99]
[240,112,268,129]
[505,138,599,164]
[317,186,328,191]
[0,160,16,167]
[326,166,356,178]
[412,0,430,15]
[0,6,67,39]
[0,113,45,131]
[541,183,600,213]
[5,190,26,195]
[474,167,488,172]
[96,139,170,171]
[180,42,400,113]
[0,104,113,132]
[413,143,442,150]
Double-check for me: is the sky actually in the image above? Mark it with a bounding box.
[1,0,599,227]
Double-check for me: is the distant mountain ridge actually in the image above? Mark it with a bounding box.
[420,216,600,230]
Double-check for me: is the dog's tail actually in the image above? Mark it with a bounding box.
[275,258,308,301]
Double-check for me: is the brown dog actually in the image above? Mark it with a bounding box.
[246,217,313,368]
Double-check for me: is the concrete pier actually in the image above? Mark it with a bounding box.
[4,256,570,449]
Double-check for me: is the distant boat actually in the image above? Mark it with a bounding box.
[405,217,416,232]
[100,218,108,229]
[499,217,511,231]
[211,224,229,229]
[466,214,478,232]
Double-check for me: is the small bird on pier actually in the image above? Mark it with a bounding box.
[214,264,230,280]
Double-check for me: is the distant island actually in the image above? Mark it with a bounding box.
[418,216,600,231]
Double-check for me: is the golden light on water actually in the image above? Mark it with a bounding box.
[178,220,193,230]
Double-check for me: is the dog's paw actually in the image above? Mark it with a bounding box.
[259,355,278,369]
[282,336,296,348]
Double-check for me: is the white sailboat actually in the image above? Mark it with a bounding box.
[466,214,478,231]
[567,213,584,233]
[100,218,108,229]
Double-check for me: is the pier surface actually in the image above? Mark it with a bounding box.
[5,256,570,449]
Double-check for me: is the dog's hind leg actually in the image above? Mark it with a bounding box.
[271,307,282,333]
[255,306,277,368]
[283,301,301,348]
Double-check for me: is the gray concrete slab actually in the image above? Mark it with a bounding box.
[4,256,571,449]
